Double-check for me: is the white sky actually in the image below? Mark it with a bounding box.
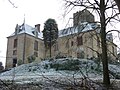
[0,0,70,67]
[0,0,120,67]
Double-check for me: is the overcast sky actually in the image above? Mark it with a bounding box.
[0,0,70,67]
[0,0,120,67]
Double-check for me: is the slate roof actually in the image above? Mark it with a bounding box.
[9,24,43,39]
[59,22,101,37]
[9,22,113,42]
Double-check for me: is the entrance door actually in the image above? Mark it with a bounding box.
[13,58,17,67]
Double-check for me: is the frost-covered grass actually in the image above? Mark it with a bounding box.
[0,58,120,84]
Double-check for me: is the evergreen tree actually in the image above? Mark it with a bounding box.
[43,18,58,57]
[0,62,4,72]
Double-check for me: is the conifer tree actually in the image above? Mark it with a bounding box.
[43,18,58,57]
[0,62,4,71]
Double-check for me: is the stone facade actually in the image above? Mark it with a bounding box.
[6,33,45,69]
[6,10,117,69]
[6,24,45,69]
[46,30,117,60]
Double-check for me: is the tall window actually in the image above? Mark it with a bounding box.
[34,40,38,51]
[77,36,83,46]
[66,40,69,48]
[13,39,17,48]
[112,46,114,54]
[13,50,17,55]
[54,43,58,51]
[71,41,74,47]
[97,36,100,47]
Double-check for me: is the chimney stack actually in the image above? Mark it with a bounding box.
[35,24,40,32]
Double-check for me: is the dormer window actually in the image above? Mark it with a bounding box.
[32,31,35,35]
[18,28,22,32]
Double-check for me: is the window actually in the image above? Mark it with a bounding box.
[71,41,74,47]
[77,52,80,58]
[54,43,58,51]
[66,40,69,48]
[32,31,35,35]
[13,50,17,55]
[34,40,38,51]
[13,39,17,48]
[13,58,17,67]
[97,36,100,47]
[112,46,114,54]
[77,36,83,46]
[34,52,38,57]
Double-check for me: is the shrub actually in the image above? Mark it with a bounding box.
[0,62,4,72]
[108,56,119,65]
[18,59,23,65]
[27,55,36,63]
[49,59,80,71]
[55,52,66,59]
[0,62,2,66]
[44,64,49,69]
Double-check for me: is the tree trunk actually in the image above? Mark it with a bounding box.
[50,30,52,58]
[100,0,110,86]
[50,41,52,58]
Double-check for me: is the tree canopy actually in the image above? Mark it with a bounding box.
[0,62,4,71]
[43,18,58,57]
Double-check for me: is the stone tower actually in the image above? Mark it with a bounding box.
[73,9,95,26]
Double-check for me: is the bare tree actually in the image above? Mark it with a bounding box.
[63,0,120,86]
[100,0,110,86]
[8,0,17,8]
[114,0,120,12]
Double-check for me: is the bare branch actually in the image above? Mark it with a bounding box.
[106,29,120,35]
[106,13,120,25]
[8,0,17,8]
